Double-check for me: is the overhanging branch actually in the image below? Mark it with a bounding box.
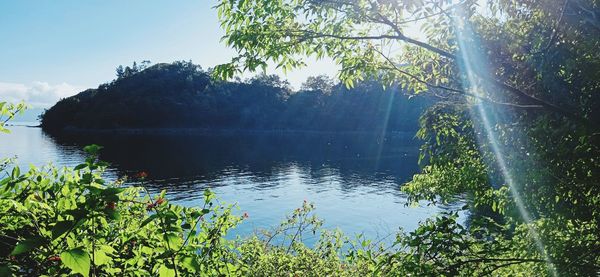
[374,49,544,109]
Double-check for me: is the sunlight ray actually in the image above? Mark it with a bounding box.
[373,84,397,170]
[452,10,558,277]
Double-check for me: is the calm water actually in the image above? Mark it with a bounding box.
[0,125,464,241]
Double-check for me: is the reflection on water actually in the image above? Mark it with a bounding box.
[0,125,464,240]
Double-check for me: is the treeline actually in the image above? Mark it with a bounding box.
[41,61,432,132]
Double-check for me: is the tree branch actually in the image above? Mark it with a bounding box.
[294,30,403,41]
[534,0,570,55]
[374,12,456,59]
[448,257,547,273]
[369,5,589,124]
[373,48,544,109]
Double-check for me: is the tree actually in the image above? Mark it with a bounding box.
[139,60,152,71]
[215,0,598,123]
[215,0,600,275]
[248,73,291,89]
[116,61,152,80]
[41,61,428,132]
[301,75,335,93]
[115,65,125,79]
[132,61,139,73]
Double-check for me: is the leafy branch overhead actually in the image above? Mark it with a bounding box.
[214,0,600,275]
[215,0,599,125]
[0,102,27,134]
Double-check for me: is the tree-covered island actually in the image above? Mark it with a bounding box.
[40,61,431,133]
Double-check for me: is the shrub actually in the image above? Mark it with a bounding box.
[0,145,244,276]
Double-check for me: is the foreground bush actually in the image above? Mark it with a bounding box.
[0,145,244,276]
[0,146,571,276]
[2,104,597,276]
[0,144,375,276]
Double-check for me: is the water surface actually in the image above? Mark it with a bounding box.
[0,125,463,241]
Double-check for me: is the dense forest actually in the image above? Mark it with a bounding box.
[41,61,431,132]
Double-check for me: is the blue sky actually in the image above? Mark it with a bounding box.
[0,0,337,107]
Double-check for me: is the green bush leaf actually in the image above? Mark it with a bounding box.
[83,144,103,155]
[158,264,175,277]
[11,238,43,255]
[61,248,90,277]
[94,249,111,266]
[101,187,125,196]
[141,214,159,228]
[11,167,19,179]
[105,209,121,220]
[52,220,75,240]
[0,265,13,277]
[164,233,182,248]
[180,256,199,272]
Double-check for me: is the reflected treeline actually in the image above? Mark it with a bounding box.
[47,131,422,193]
[1,126,466,240]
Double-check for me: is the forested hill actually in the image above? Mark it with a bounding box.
[40,61,433,132]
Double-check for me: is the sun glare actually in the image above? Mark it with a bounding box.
[452,9,558,277]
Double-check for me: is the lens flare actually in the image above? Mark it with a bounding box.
[374,84,397,170]
[452,12,558,276]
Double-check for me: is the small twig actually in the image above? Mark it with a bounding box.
[142,186,179,277]
[535,0,570,55]
[373,48,544,109]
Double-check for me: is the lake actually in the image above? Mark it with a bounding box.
[0,124,464,242]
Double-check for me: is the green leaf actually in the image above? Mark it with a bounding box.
[158,264,175,277]
[0,265,13,277]
[141,214,159,228]
[98,245,115,255]
[141,246,154,255]
[101,187,125,196]
[11,238,43,255]
[105,209,121,220]
[180,256,200,272]
[52,220,75,240]
[94,249,111,266]
[61,248,90,277]
[164,233,182,248]
[83,144,103,155]
[11,167,19,179]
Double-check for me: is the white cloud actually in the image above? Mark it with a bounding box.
[0,81,84,108]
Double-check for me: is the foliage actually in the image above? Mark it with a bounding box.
[400,103,600,275]
[0,145,246,276]
[237,201,363,276]
[0,140,418,276]
[40,61,431,133]
[4,0,600,274]
[214,0,599,122]
[215,0,600,275]
[2,138,596,276]
[116,61,152,80]
[0,102,27,134]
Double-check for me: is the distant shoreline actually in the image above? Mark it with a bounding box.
[47,126,419,140]
[5,122,41,128]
